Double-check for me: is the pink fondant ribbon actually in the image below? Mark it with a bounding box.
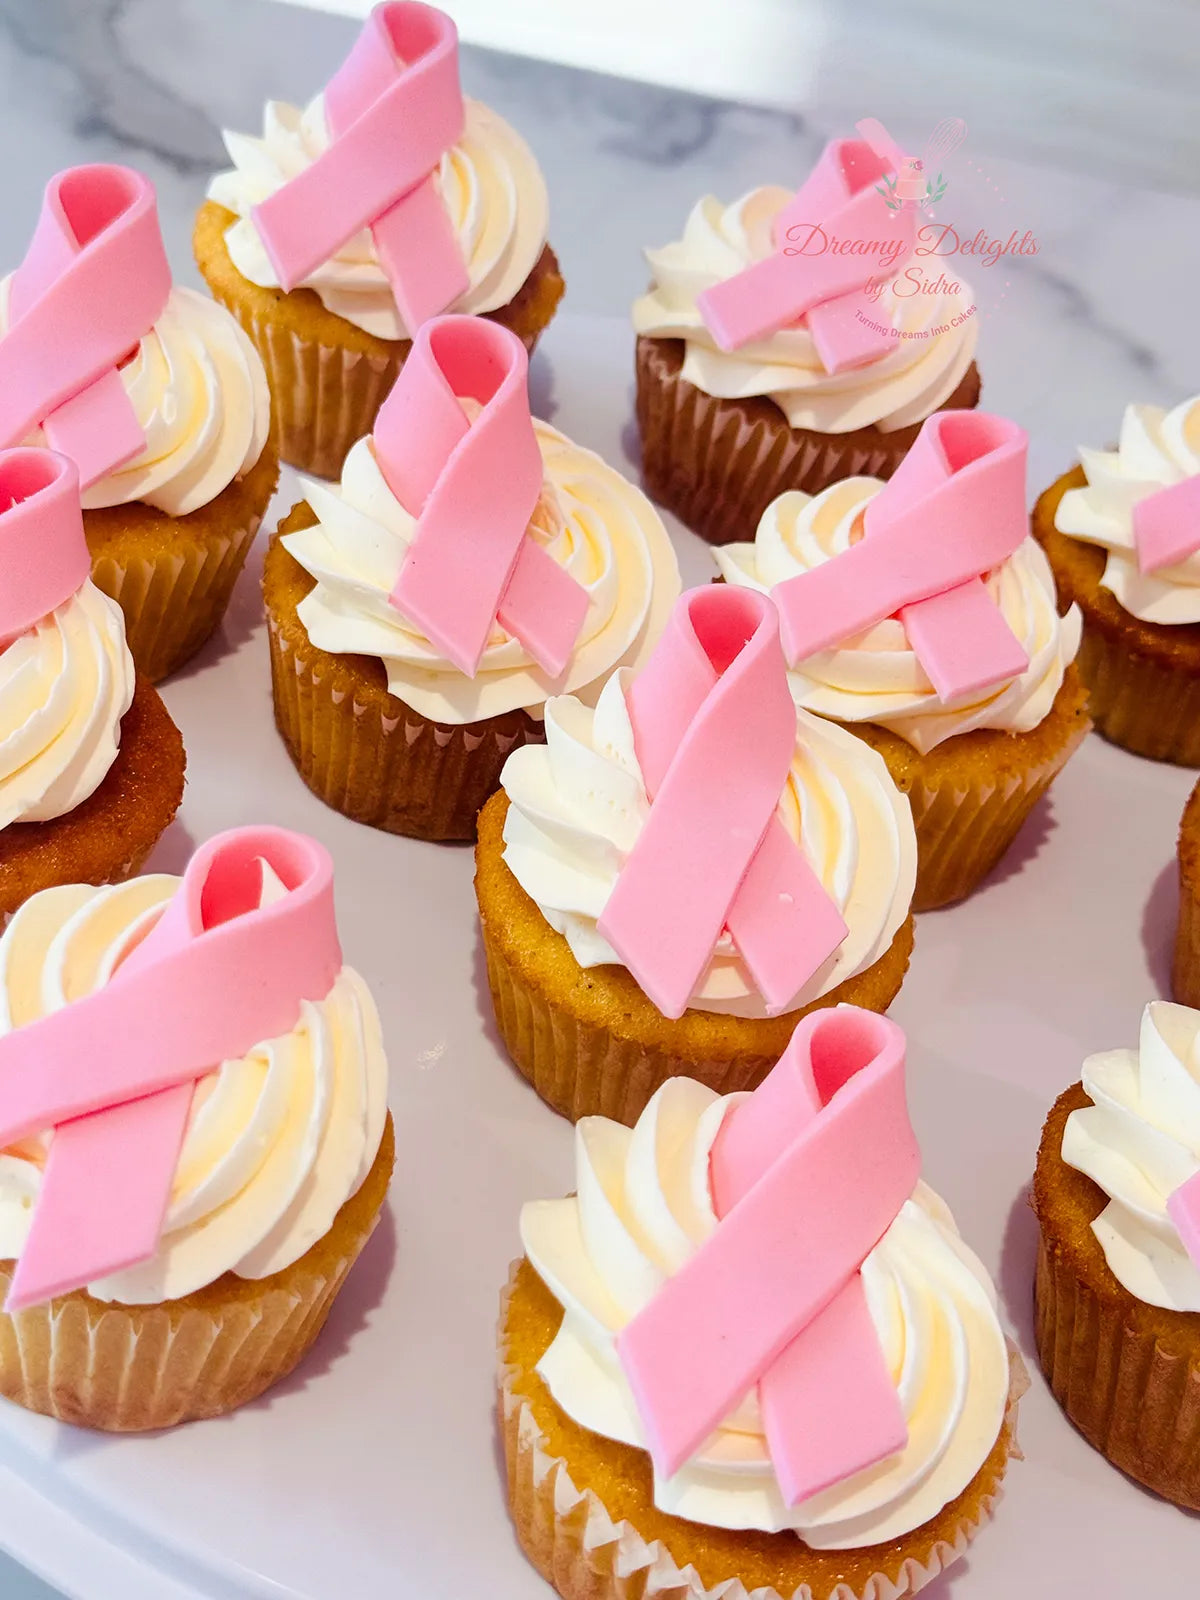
[775,410,1031,704]
[0,450,90,646]
[1133,475,1200,574]
[0,165,171,489]
[0,827,342,1312]
[697,124,915,375]
[1167,1170,1200,1272]
[595,587,848,1022]
[380,314,588,679]
[252,1,469,334]
[618,1005,919,1504]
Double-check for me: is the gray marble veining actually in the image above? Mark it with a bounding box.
[0,1,1195,1594]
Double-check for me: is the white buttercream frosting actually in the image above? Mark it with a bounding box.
[500,671,915,1018]
[716,479,1082,753]
[282,421,680,725]
[0,580,134,832]
[0,868,389,1303]
[1053,397,1200,625]
[520,1073,1011,1546]
[632,189,978,434]
[1062,1001,1200,1313]
[0,281,270,518]
[208,94,549,342]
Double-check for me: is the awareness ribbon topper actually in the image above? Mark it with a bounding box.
[0,827,342,1312]
[0,449,90,648]
[775,410,1032,705]
[696,121,917,376]
[252,1,470,335]
[1133,474,1200,575]
[0,164,171,490]
[595,586,849,1022]
[1166,1167,1200,1275]
[380,314,589,680]
[617,1005,920,1505]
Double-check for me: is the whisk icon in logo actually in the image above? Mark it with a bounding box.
[862,117,967,213]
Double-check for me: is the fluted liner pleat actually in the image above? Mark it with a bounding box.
[1075,627,1200,766]
[1035,1235,1200,1507]
[634,337,980,547]
[499,1264,1024,1600]
[267,612,542,842]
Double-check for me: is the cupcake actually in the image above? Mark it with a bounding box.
[0,825,393,1431]
[1033,394,1200,764]
[502,1004,1026,1600]
[0,164,277,683]
[198,0,564,478]
[1033,1001,1200,1507]
[633,129,980,546]
[1176,779,1200,1007]
[476,584,916,1124]
[266,313,679,842]
[717,411,1090,909]
[0,448,184,919]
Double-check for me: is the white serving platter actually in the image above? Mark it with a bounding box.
[0,311,1195,1600]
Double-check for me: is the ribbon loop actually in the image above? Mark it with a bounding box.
[0,827,342,1311]
[776,410,1031,704]
[0,165,171,488]
[617,1005,919,1504]
[0,449,90,645]
[595,587,848,1022]
[1134,475,1200,574]
[381,313,589,679]
[697,131,915,374]
[252,1,469,333]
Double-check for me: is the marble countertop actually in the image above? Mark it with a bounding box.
[0,0,1197,1594]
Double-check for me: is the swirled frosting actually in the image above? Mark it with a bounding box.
[283,421,680,725]
[0,868,389,1303]
[632,189,978,434]
[209,95,549,342]
[520,1073,1011,1545]
[716,480,1082,753]
[1062,1002,1200,1313]
[0,282,270,518]
[1053,397,1200,625]
[500,670,915,1018]
[0,580,134,832]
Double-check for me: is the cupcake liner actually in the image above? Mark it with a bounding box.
[0,1115,393,1432]
[1175,781,1200,1006]
[477,791,914,1125]
[1034,1230,1200,1508]
[635,336,981,547]
[267,596,541,843]
[1073,626,1200,766]
[499,1262,1024,1600]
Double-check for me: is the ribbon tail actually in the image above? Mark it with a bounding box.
[900,577,1029,703]
[42,368,145,491]
[759,1276,908,1505]
[725,818,847,1016]
[806,288,897,375]
[496,537,590,681]
[1167,1168,1200,1272]
[1133,475,1200,575]
[371,174,470,335]
[5,1086,191,1312]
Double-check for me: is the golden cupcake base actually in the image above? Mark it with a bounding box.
[634,335,981,547]
[0,676,186,920]
[84,435,280,684]
[1033,1085,1200,1508]
[1175,779,1200,1006]
[0,1115,394,1432]
[851,667,1092,912]
[500,1257,1023,1600]
[1033,468,1200,766]
[195,201,566,480]
[475,789,914,1125]
[265,508,543,842]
